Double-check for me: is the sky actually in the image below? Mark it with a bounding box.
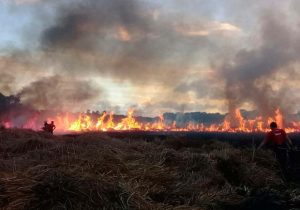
[0,0,300,117]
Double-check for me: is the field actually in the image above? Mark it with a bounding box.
[0,129,299,210]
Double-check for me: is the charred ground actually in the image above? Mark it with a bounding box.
[0,129,299,210]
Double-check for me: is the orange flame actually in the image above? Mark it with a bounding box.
[61,108,300,133]
[2,107,299,133]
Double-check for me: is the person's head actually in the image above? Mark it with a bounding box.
[44,121,48,124]
[270,122,277,130]
[51,121,54,124]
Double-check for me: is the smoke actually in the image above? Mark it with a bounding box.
[18,75,101,111]
[41,0,151,49]
[37,0,212,85]
[1,0,300,116]
[1,0,217,114]
[0,73,15,95]
[219,11,300,119]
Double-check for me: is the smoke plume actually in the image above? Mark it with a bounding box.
[38,0,211,85]
[1,0,300,116]
[18,75,101,111]
[219,11,300,119]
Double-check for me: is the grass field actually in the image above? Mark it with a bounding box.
[0,129,299,210]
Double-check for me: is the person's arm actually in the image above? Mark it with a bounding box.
[257,137,268,150]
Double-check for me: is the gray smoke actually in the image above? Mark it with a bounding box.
[2,0,211,113]
[219,11,300,120]
[0,73,15,95]
[1,0,300,116]
[41,0,150,49]
[38,0,211,85]
[18,75,101,111]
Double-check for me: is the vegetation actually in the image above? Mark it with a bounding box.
[0,129,299,210]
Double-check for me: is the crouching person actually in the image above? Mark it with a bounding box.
[42,121,56,134]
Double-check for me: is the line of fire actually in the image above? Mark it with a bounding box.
[1,107,300,133]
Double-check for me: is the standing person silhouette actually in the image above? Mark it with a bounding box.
[42,121,49,132]
[258,122,293,176]
[48,121,56,134]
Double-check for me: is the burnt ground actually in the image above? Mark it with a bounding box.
[0,129,300,210]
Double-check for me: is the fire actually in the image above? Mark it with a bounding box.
[114,109,141,130]
[275,108,284,129]
[1,107,300,133]
[235,109,246,131]
[69,114,93,131]
[63,108,300,133]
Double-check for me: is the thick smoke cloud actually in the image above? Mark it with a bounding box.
[219,11,300,119]
[0,73,15,94]
[1,0,300,116]
[38,0,213,85]
[41,0,150,49]
[18,75,101,111]
[1,0,221,114]
[0,53,46,94]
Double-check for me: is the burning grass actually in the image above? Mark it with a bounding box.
[0,129,299,209]
[3,108,300,133]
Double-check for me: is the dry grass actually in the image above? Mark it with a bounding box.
[0,129,298,210]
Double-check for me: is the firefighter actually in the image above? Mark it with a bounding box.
[42,121,49,132]
[258,122,293,175]
[48,121,56,134]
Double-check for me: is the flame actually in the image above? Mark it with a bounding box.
[275,108,284,129]
[63,108,300,133]
[115,109,141,130]
[1,107,300,133]
[235,109,246,131]
[69,114,93,131]
[95,111,108,130]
